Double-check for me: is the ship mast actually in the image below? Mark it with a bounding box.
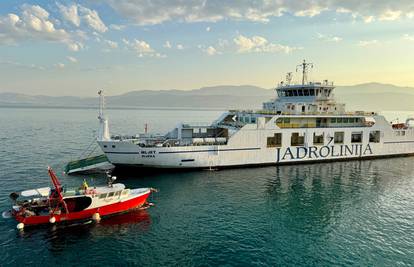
[296,60,314,85]
[98,90,110,141]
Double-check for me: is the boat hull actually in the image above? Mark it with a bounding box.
[14,191,151,226]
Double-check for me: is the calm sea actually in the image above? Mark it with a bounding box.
[0,107,413,266]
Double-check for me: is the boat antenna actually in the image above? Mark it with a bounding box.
[97,90,110,141]
[98,90,105,121]
[286,72,293,85]
[296,60,313,85]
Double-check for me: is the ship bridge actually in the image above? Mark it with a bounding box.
[263,60,345,115]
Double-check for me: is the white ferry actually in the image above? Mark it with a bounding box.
[97,61,414,169]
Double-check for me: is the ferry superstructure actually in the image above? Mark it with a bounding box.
[97,61,414,169]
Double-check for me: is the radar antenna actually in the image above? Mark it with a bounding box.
[296,60,314,85]
[286,72,293,85]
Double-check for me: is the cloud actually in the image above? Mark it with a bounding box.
[206,26,211,32]
[78,5,108,33]
[163,41,172,48]
[123,38,165,57]
[66,56,77,63]
[378,10,402,21]
[67,41,84,51]
[0,5,70,45]
[317,33,342,42]
[163,41,184,50]
[357,40,379,47]
[109,24,126,30]
[233,34,301,54]
[103,0,414,25]
[0,60,45,70]
[57,3,80,27]
[105,39,118,48]
[57,3,107,33]
[55,63,65,68]
[204,46,218,56]
[402,34,414,41]
[0,4,86,52]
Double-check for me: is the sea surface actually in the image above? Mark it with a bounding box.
[0,107,414,266]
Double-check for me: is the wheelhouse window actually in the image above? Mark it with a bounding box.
[351,132,363,143]
[291,133,305,146]
[313,133,324,145]
[267,133,282,148]
[369,131,380,143]
[99,193,107,199]
[334,132,344,144]
[310,89,315,96]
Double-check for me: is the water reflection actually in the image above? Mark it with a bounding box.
[16,209,151,253]
[264,158,412,232]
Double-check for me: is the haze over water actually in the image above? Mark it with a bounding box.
[0,107,413,266]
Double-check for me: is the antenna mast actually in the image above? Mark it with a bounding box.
[296,60,314,85]
[98,90,104,120]
[286,72,293,85]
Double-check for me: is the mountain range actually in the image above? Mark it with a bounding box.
[1,83,414,111]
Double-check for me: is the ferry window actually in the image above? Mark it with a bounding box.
[351,132,363,143]
[114,191,120,197]
[313,133,324,145]
[310,89,315,96]
[331,118,337,123]
[298,90,303,96]
[112,145,116,148]
[304,89,309,96]
[334,132,344,144]
[288,91,293,97]
[343,118,349,123]
[283,118,290,123]
[291,133,305,146]
[401,131,406,136]
[293,90,298,96]
[267,133,282,147]
[99,193,107,199]
[251,117,256,123]
[348,118,354,123]
[369,131,380,143]
[337,118,342,123]
[107,192,114,198]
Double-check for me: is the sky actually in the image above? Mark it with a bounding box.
[1,1,414,96]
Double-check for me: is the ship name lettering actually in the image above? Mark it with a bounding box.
[277,144,373,162]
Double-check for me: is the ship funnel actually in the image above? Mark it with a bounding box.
[98,90,110,141]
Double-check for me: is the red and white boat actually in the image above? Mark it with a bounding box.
[8,167,155,229]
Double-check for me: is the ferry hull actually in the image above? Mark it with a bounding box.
[99,133,414,169]
[14,191,150,226]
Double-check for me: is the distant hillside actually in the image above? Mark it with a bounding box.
[1,83,414,111]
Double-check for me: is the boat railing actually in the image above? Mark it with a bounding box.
[253,110,377,116]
